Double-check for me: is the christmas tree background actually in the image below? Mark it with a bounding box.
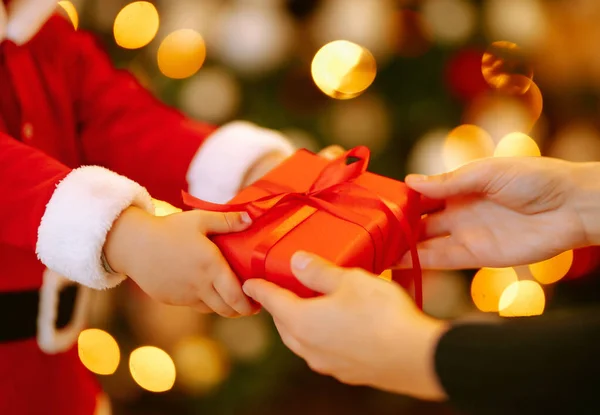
[58,0,600,414]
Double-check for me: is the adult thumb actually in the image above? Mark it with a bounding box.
[199,211,252,235]
[405,159,497,199]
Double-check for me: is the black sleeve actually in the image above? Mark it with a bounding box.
[434,307,600,415]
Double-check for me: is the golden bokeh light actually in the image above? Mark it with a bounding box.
[494,132,541,157]
[482,41,534,94]
[157,29,206,79]
[58,1,79,30]
[529,250,574,285]
[471,267,518,312]
[172,336,228,393]
[152,199,182,217]
[78,329,120,375]
[499,280,546,317]
[129,346,176,393]
[311,40,377,100]
[379,269,392,281]
[442,124,495,171]
[113,1,159,50]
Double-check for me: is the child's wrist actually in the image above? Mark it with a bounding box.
[103,206,154,276]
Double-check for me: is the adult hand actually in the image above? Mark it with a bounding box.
[398,157,600,269]
[243,252,448,401]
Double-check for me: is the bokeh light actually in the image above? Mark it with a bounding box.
[408,128,451,176]
[178,66,241,123]
[209,1,295,76]
[443,124,495,170]
[309,0,398,61]
[423,270,471,319]
[172,336,229,393]
[494,132,541,157]
[129,346,176,393]
[422,0,476,45]
[379,269,392,281]
[311,40,377,100]
[152,199,182,217]
[464,91,541,141]
[113,1,159,50]
[157,29,206,79]
[471,267,518,312]
[481,41,534,94]
[326,94,390,156]
[214,315,271,362]
[78,329,120,375]
[549,122,600,162]
[499,280,546,317]
[483,0,547,49]
[529,250,574,285]
[58,1,79,30]
[125,295,206,352]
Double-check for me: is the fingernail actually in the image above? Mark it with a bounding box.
[291,251,313,270]
[240,212,252,224]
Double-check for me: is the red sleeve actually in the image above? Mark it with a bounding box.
[66,25,216,207]
[0,132,70,251]
[0,131,154,289]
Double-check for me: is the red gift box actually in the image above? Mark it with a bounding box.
[183,146,423,307]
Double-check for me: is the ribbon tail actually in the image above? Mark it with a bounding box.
[391,219,423,310]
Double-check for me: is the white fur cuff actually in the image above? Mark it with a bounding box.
[36,166,155,290]
[186,121,296,203]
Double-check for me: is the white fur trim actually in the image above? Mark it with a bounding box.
[2,0,58,45]
[37,269,91,354]
[36,166,154,290]
[187,121,295,203]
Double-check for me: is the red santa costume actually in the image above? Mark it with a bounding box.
[0,1,295,413]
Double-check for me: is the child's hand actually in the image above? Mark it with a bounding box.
[104,207,256,317]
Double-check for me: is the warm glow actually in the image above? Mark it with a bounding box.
[152,199,182,217]
[464,94,538,141]
[129,346,176,393]
[78,329,120,375]
[442,124,495,171]
[157,29,206,79]
[172,336,228,393]
[471,267,518,312]
[483,0,547,49]
[311,40,377,100]
[530,250,574,285]
[58,1,79,30]
[494,132,541,157]
[499,280,545,317]
[422,0,476,45]
[113,1,159,49]
[481,41,533,94]
[214,315,271,362]
[379,269,392,281]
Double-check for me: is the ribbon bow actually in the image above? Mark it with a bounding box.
[183,146,422,308]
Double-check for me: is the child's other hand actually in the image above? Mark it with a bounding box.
[104,207,256,317]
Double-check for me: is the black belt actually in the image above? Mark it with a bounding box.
[0,285,78,342]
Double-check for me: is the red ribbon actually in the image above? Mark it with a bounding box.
[182,146,422,308]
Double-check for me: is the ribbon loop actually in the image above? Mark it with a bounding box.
[182,146,422,309]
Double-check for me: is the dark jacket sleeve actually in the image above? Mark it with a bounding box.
[435,307,600,415]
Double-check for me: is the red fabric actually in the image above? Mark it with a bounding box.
[184,147,423,306]
[0,15,217,414]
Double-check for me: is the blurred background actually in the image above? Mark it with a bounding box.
[59,0,600,414]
